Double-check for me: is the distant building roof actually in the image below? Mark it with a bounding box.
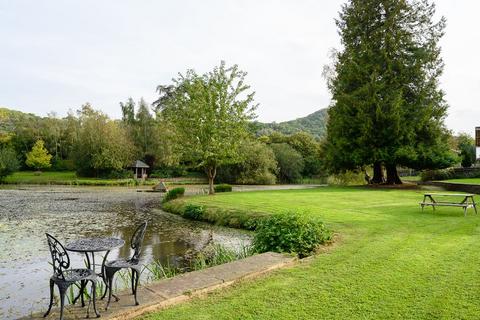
[130,160,150,168]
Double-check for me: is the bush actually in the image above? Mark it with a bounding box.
[328,170,365,185]
[162,187,185,203]
[419,167,480,181]
[51,159,75,171]
[420,168,455,181]
[150,166,188,178]
[101,169,132,179]
[253,212,331,257]
[216,140,278,185]
[0,147,19,182]
[183,204,204,220]
[214,184,232,193]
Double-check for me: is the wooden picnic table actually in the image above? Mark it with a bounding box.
[420,193,478,216]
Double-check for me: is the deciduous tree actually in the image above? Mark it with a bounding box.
[155,61,257,194]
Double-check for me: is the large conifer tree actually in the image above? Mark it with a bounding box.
[324,0,456,184]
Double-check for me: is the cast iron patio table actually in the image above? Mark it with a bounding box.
[65,237,125,305]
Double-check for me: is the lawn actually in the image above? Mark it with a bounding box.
[144,186,480,320]
[443,178,480,185]
[2,171,157,186]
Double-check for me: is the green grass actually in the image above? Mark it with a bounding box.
[3,171,157,186]
[144,186,480,320]
[443,178,480,185]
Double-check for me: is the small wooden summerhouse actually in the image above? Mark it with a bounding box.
[130,160,150,180]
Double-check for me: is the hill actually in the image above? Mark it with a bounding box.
[1,106,330,140]
[252,108,328,139]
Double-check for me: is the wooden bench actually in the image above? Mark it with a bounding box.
[420,193,478,216]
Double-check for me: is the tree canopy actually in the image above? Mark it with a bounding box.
[324,0,456,184]
[0,147,19,181]
[25,139,52,171]
[154,61,257,194]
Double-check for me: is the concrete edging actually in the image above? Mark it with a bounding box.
[29,252,296,320]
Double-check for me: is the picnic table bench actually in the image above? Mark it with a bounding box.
[420,193,477,216]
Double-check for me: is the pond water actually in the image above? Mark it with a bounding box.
[0,186,251,319]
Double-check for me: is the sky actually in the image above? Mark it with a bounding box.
[1,0,479,135]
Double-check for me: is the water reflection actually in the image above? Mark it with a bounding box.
[0,186,250,319]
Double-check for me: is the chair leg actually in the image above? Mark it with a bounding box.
[43,279,54,317]
[133,269,140,306]
[105,268,118,311]
[101,279,108,300]
[58,285,67,320]
[131,269,135,295]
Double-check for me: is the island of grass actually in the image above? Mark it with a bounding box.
[2,171,157,186]
[145,186,480,320]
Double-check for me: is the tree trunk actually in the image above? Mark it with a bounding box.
[385,164,402,185]
[206,166,217,195]
[371,161,385,184]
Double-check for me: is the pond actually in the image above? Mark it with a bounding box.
[0,186,251,319]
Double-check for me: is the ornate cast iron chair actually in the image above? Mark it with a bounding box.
[44,233,99,319]
[104,222,148,310]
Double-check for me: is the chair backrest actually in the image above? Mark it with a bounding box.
[45,233,70,280]
[130,222,148,262]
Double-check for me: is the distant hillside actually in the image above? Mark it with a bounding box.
[252,108,328,139]
[0,107,40,132]
[1,106,329,140]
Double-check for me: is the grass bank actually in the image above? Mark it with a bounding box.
[146,186,480,319]
[443,178,480,185]
[3,171,158,186]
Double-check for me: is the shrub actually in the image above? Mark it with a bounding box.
[253,212,331,257]
[183,204,204,220]
[328,170,365,185]
[51,159,75,171]
[418,167,480,181]
[0,147,19,182]
[214,184,232,193]
[420,168,455,181]
[150,166,188,178]
[162,187,185,203]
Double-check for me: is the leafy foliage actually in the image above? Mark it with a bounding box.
[217,140,278,185]
[183,204,204,220]
[420,167,480,182]
[0,147,19,181]
[324,0,455,184]
[253,212,332,257]
[162,187,185,203]
[270,143,304,183]
[263,131,323,178]
[25,140,52,170]
[120,98,179,169]
[456,134,476,168]
[72,104,135,176]
[214,184,232,193]
[155,61,257,194]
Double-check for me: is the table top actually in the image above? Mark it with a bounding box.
[424,193,474,197]
[65,237,125,253]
